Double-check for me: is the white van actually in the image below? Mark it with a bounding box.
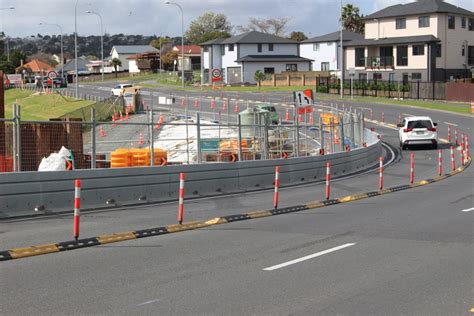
[111,83,133,96]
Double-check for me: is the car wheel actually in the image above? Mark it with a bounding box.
[432,142,438,149]
[401,143,407,150]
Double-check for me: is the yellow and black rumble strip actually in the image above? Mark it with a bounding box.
[0,158,470,262]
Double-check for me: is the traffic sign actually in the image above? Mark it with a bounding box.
[293,89,313,106]
[47,71,58,79]
[211,68,222,78]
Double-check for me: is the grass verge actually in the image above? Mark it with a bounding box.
[4,89,94,120]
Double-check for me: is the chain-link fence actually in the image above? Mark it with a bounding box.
[2,97,366,172]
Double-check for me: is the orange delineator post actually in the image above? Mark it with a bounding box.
[73,179,81,240]
[450,146,455,171]
[234,100,239,113]
[178,173,185,224]
[194,98,199,109]
[326,162,331,200]
[447,126,451,143]
[379,156,383,190]
[274,166,280,209]
[438,149,442,176]
[410,153,415,184]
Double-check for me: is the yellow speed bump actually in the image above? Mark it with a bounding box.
[167,221,209,233]
[246,210,272,219]
[305,201,325,209]
[204,217,228,225]
[10,244,59,259]
[97,232,136,244]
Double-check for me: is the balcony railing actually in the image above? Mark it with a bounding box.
[365,56,394,69]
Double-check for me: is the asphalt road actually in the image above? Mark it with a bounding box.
[1,84,473,315]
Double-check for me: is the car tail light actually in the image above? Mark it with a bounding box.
[403,128,413,133]
[427,128,436,132]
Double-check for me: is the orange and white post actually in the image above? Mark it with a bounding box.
[409,153,415,184]
[455,128,459,146]
[273,166,280,209]
[450,146,456,171]
[447,125,451,143]
[438,149,442,176]
[178,173,185,224]
[379,156,383,191]
[466,137,470,159]
[73,179,81,240]
[325,162,331,200]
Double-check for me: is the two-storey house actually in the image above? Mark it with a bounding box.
[300,30,363,72]
[345,0,474,82]
[201,31,312,84]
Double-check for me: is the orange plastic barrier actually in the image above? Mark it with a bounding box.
[111,148,167,168]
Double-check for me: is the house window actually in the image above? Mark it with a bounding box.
[268,43,274,51]
[397,46,408,66]
[412,73,422,80]
[264,67,275,74]
[412,44,425,56]
[313,43,320,51]
[258,43,262,53]
[419,16,430,28]
[373,73,382,80]
[448,15,455,29]
[468,46,474,65]
[359,73,367,82]
[461,17,466,28]
[436,44,442,57]
[469,18,474,31]
[286,64,297,72]
[462,45,465,56]
[228,44,234,52]
[389,73,395,82]
[396,18,406,29]
[355,48,365,67]
[321,62,330,71]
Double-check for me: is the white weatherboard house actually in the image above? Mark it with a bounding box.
[201,31,312,84]
[110,45,159,71]
[345,0,474,82]
[300,30,364,73]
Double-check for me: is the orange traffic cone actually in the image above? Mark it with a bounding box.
[125,109,129,120]
[194,98,199,109]
[119,112,124,121]
[285,109,290,121]
[298,114,303,123]
[309,113,313,125]
[112,115,117,127]
[100,127,106,137]
[222,100,227,111]
[159,112,165,123]
[139,130,144,145]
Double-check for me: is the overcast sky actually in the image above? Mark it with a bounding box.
[0,0,472,38]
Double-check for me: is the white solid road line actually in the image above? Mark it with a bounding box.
[461,207,474,212]
[137,299,160,306]
[444,122,458,127]
[263,243,356,271]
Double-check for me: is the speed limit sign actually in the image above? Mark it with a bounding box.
[211,68,221,78]
[47,71,58,79]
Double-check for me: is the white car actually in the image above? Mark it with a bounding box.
[111,83,133,96]
[398,116,438,150]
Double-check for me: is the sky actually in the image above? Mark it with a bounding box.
[0,0,472,38]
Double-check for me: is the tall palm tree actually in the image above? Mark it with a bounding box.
[341,4,365,34]
[111,58,122,78]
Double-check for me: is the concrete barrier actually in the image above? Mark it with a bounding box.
[0,131,381,218]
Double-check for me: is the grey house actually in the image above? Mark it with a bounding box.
[110,45,159,71]
[201,31,312,84]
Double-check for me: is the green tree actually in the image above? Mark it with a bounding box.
[150,37,172,50]
[111,57,122,78]
[289,31,308,41]
[237,17,290,36]
[254,70,266,88]
[161,50,178,71]
[341,4,365,34]
[185,12,232,44]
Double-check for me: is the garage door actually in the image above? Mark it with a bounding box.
[227,67,242,84]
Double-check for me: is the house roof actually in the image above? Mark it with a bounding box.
[364,0,474,20]
[172,45,201,54]
[111,45,159,54]
[235,55,313,62]
[59,57,90,73]
[200,38,225,45]
[302,30,364,43]
[219,31,298,44]
[346,35,440,46]
[21,59,54,73]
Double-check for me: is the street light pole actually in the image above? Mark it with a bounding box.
[74,0,79,98]
[39,23,64,78]
[165,1,184,89]
[1,7,14,62]
[340,0,344,99]
[86,11,104,81]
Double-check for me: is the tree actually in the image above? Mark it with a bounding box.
[185,12,232,44]
[28,52,58,66]
[341,4,365,34]
[237,17,290,36]
[254,70,266,88]
[111,58,122,78]
[289,31,308,41]
[161,50,178,71]
[150,37,172,50]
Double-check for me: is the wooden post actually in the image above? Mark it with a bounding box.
[272,74,276,87]
[287,74,290,86]
[0,71,5,159]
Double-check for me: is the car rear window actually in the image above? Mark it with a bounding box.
[123,84,132,88]
[407,120,432,129]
